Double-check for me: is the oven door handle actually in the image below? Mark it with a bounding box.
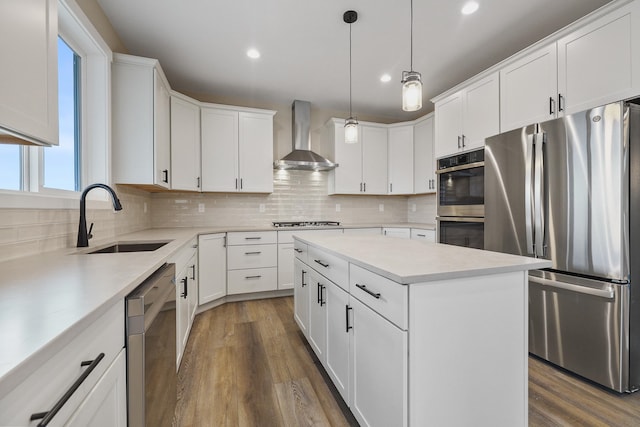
[435,160,485,175]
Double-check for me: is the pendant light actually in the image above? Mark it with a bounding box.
[401,0,422,112]
[344,10,358,144]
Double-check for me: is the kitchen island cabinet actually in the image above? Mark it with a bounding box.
[293,234,550,427]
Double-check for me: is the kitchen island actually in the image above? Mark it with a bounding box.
[292,234,551,427]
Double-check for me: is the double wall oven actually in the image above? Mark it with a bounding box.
[436,148,484,249]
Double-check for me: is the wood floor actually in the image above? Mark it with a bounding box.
[176,296,640,426]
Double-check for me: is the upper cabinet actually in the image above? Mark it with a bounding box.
[0,0,58,146]
[201,106,275,193]
[112,53,171,189]
[170,92,201,192]
[501,1,640,132]
[413,114,436,194]
[388,125,415,195]
[327,119,388,195]
[434,72,499,159]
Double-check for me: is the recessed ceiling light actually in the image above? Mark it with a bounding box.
[461,1,479,15]
[380,74,392,83]
[247,48,260,59]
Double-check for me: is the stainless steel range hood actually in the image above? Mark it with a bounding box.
[274,100,338,171]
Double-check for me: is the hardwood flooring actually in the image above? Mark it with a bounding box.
[176,296,640,426]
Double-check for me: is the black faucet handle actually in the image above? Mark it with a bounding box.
[88,223,94,240]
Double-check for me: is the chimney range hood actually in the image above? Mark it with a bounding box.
[274,100,338,171]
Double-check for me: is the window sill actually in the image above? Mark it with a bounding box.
[0,190,112,210]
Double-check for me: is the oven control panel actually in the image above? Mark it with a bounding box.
[438,148,484,170]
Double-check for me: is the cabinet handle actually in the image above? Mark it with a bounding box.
[360,182,363,192]
[363,182,366,192]
[558,93,564,112]
[245,236,262,240]
[301,270,307,287]
[162,169,169,183]
[320,284,326,306]
[314,259,329,268]
[190,265,196,280]
[240,178,243,189]
[181,277,188,298]
[223,235,227,248]
[245,275,262,279]
[197,177,201,188]
[461,134,466,148]
[235,178,238,189]
[244,251,262,255]
[457,135,461,149]
[294,248,303,253]
[345,305,353,333]
[390,183,393,193]
[317,282,321,304]
[355,283,381,299]
[30,353,105,426]
[549,96,555,115]
[417,233,426,237]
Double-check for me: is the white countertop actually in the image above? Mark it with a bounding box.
[0,223,434,396]
[294,234,552,284]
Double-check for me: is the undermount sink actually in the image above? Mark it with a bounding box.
[84,241,171,254]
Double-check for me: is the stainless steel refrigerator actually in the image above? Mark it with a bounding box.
[485,100,640,393]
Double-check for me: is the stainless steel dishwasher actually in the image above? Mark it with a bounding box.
[126,263,176,427]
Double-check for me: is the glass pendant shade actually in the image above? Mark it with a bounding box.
[344,117,359,144]
[402,71,423,112]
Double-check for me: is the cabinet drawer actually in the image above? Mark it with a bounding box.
[350,264,408,330]
[308,245,348,291]
[228,267,278,294]
[227,244,277,270]
[293,240,308,263]
[0,302,124,426]
[411,228,436,243]
[227,231,277,245]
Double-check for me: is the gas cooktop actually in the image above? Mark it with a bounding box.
[272,221,341,228]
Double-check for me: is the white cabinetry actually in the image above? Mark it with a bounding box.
[294,257,310,337]
[172,238,199,367]
[0,0,58,146]
[201,106,276,193]
[434,72,500,159]
[0,302,124,426]
[327,119,388,195]
[383,227,411,239]
[413,114,436,194]
[198,233,227,304]
[325,280,351,402]
[112,53,171,188]
[307,268,327,362]
[227,231,278,294]
[170,92,201,191]
[387,125,414,194]
[411,228,436,243]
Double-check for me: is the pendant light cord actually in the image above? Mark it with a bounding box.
[410,0,414,71]
[349,22,353,117]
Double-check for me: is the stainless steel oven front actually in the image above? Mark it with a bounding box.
[437,217,485,250]
[126,263,176,427]
[436,148,484,217]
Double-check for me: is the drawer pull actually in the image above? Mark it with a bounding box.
[417,233,426,237]
[181,277,188,298]
[31,353,105,426]
[355,283,381,299]
[245,236,262,240]
[317,282,326,305]
[301,270,307,287]
[244,251,262,255]
[294,248,303,253]
[245,275,262,279]
[314,259,329,268]
[190,264,196,280]
[346,305,353,332]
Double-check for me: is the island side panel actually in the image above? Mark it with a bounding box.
[409,270,528,427]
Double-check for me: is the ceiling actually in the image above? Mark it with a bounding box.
[97,0,613,121]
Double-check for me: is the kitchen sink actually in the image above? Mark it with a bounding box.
[84,241,171,254]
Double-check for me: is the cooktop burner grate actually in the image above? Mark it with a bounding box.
[272,221,341,228]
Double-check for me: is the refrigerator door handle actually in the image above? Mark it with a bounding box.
[525,134,535,255]
[529,276,615,299]
[534,132,546,258]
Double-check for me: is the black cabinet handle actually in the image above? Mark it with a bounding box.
[345,305,353,333]
[301,270,307,287]
[314,259,329,268]
[244,251,262,255]
[245,275,262,279]
[360,182,363,192]
[355,283,381,299]
[294,248,303,253]
[190,265,196,280]
[320,284,325,306]
[31,353,105,426]
[363,182,366,192]
[240,178,243,189]
[461,134,466,148]
[457,135,461,149]
[162,169,169,183]
[181,277,188,298]
[558,93,564,112]
[317,282,321,304]
[549,96,555,115]
[390,183,393,193]
[245,237,262,240]
[417,233,426,237]
[235,178,238,189]
[197,176,201,188]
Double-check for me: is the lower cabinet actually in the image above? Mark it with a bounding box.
[277,243,295,289]
[227,231,278,295]
[307,268,327,362]
[171,238,198,368]
[293,258,309,337]
[325,281,350,403]
[198,233,227,304]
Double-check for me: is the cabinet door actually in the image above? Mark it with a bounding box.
[187,254,198,324]
[154,69,171,188]
[171,95,201,191]
[411,228,436,243]
[198,233,227,305]
[331,121,363,194]
[413,115,435,194]
[201,108,239,192]
[238,112,274,193]
[434,92,463,159]
[0,0,58,146]
[463,72,500,151]
[361,125,388,194]
[278,243,295,290]
[500,44,558,132]
[176,264,190,366]
[294,259,309,337]
[557,1,640,115]
[326,282,351,403]
[387,126,414,194]
[350,297,407,427]
[307,269,327,363]
[66,350,127,427]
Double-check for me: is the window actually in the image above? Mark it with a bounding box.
[0,145,21,191]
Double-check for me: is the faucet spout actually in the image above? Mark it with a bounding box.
[77,183,123,247]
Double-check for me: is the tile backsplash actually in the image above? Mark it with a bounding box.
[152,170,436,228]
[0,185,151,263]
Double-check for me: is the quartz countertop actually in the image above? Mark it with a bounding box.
[0,222,435,396]
[294,234,552,284]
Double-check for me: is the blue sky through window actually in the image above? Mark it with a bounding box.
[0,145,20,191]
